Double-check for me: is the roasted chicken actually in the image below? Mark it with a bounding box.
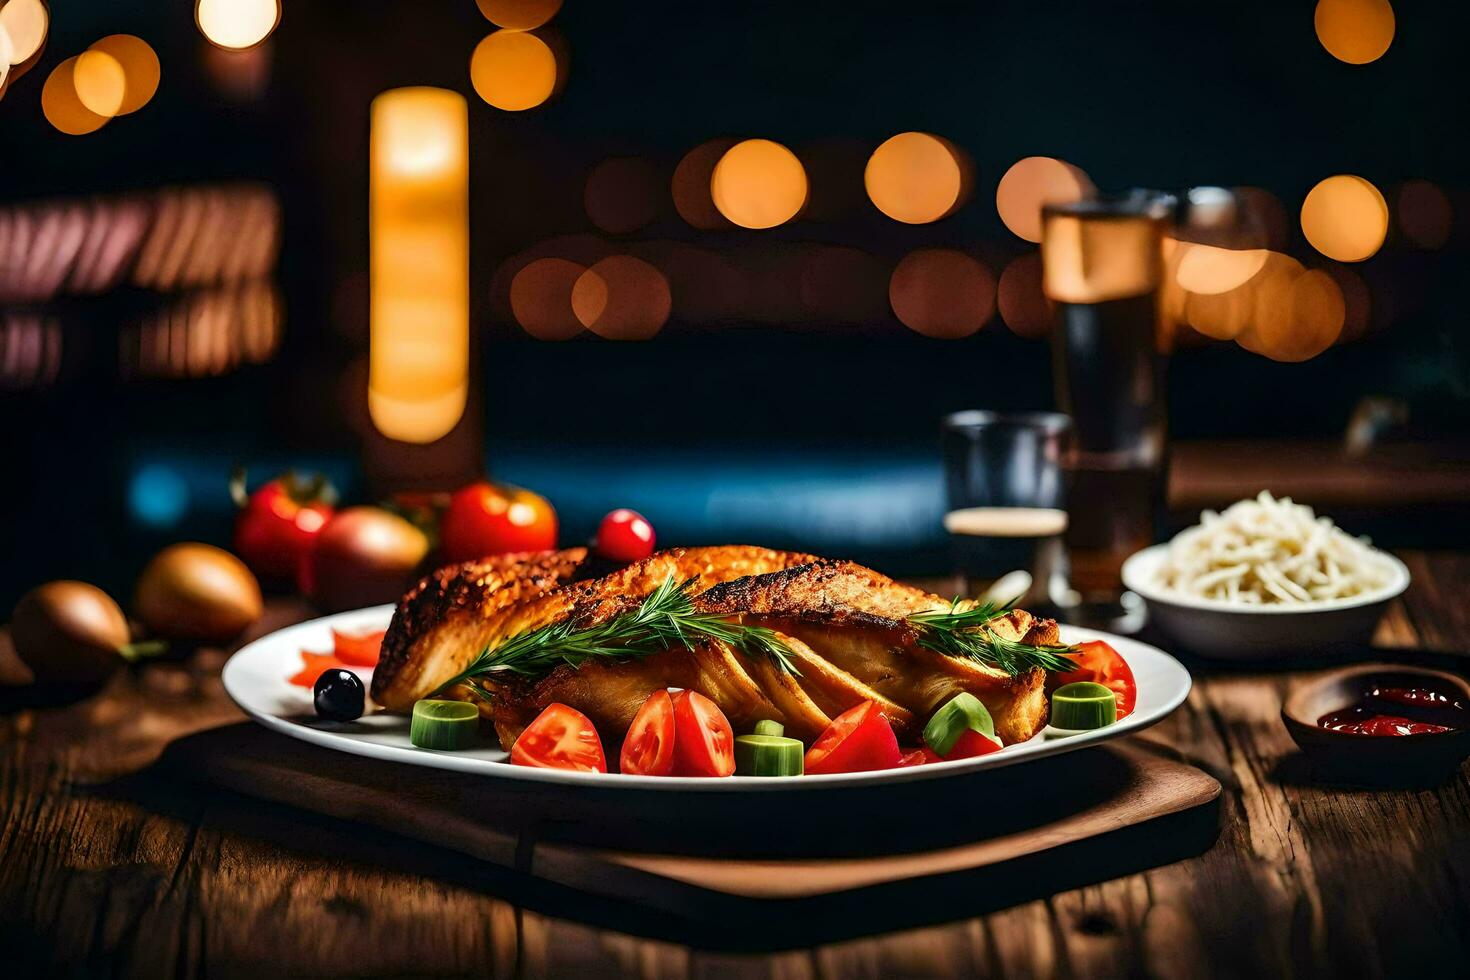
[373,546,1060,750]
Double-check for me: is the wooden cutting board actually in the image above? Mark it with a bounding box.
[161,723,1221,948]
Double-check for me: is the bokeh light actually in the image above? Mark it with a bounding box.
[1396,180,1452,249]
[476,0,562,31]
[710,139,808,230]
[1315,0,1395,65]
[1327,264,1372,344]
[72,49,125,118]
[995,156,1094,243]
[41,56,108,135]
[1174,243,1269,295]
[0,20,12,90]
[572,256,670,340]
[584,157,660,235]
[672,139,736,230]
[1300,174,1388,262]
[1184,251,1302,342]
[89,35,160,115]
[196,0,280,51]
[1,0,47,67]
[470,29,556,111]
[1239,268,1345,362]
[864,132,963,224]
[889,249,995,339]
[510,257,587,340]
[997,252,1052,339]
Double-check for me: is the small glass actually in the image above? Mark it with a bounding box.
[941,411,1072,609]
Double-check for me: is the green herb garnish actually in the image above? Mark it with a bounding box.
[430,575,799,698]
[908,599,1078,675]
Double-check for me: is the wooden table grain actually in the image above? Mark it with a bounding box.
[2,552,1468,979]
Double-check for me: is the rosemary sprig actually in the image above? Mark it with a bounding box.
[429,575,798,698]
[908,599,1079,675]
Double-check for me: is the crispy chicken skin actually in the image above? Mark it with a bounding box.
[476,559,1057,749]
[371,546,816,711]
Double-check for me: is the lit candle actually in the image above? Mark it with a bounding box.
[368,87,469,444]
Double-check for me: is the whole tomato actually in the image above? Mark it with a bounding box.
[440,481,557,563]
[232,470,336,585]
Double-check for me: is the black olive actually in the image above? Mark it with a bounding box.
[313,668,365,721]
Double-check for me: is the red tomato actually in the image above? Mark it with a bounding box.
[670,690,736,777]
[619,690,677,775]
[289,650,348,687]
[900,747,942,767]
[1052,640,1137,718]
[944,728,1003,760]
[440,482,557,563]
[510,704,607,772]
[331,628,386,667]
[594,509,656,564]
[805,701,903,775]
[233,472,335,584]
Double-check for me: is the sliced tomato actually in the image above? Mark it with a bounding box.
[900,747,943,767]
[331,628,386,667]
[805,701,903,775]
[620,690,677,776]
[510,704,607,772]
[289,650,348,687]
[670,690,736,777]
[944,728,1004,760]
[1052,640,1137,718]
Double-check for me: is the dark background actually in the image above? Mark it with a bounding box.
[1,1,1466,608]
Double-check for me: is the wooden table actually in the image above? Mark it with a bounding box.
[2,552,1467,978]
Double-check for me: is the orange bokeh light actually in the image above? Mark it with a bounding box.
[196,0,279,51]
[1239,268,1345,362]
[572,256,670,340]
[89,35,160,115]
[476,0,562,31]
[1,0,48,68]
[470,29,556,111]
[672,139,736,230]
[1174,243,1269,295]
[41,56,108,135]
[997,252,1052,339]
[1315,0,1395,65]
[889,249,995,339]
[996,156,1094,243]
[864,132,963,224]
[710,139,808,230]
[72,48,125,118]
[511,257,586,341]
[1300,175,1388,262]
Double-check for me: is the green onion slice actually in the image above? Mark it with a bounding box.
[753,719,785,738]
[1050,682,1118,730]
[923,693,996,756]
[734,734,804,776]
[410,699,480,750]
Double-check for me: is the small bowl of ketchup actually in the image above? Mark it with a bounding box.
[1282,665,1470,786]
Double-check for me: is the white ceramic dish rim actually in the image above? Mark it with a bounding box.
[1122,543,1410,615]
[223,605,1192,792]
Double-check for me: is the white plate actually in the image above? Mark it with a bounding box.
[223,606,1192,792]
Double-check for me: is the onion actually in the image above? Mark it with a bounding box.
[11,581,131,684]
[135,543,263,641]
[304,506,429,611]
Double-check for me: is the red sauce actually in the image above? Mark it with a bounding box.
[1317,684,1468,736]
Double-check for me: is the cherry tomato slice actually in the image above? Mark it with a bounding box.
[289,650,349,688]
[331,628,386,667]
[900,747,943,767]
[804,701,903,774]
[670,690,736,777]
[594,509,657,564]
[510,703,607,773]
[944,728,1003,760]
[620,690,677,776]
[1052,640,1137,719]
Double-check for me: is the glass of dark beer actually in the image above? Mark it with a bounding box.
[1041,192,1174,630]
[941,411,1072,609]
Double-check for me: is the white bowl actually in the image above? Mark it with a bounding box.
[1121,543,1410,660]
